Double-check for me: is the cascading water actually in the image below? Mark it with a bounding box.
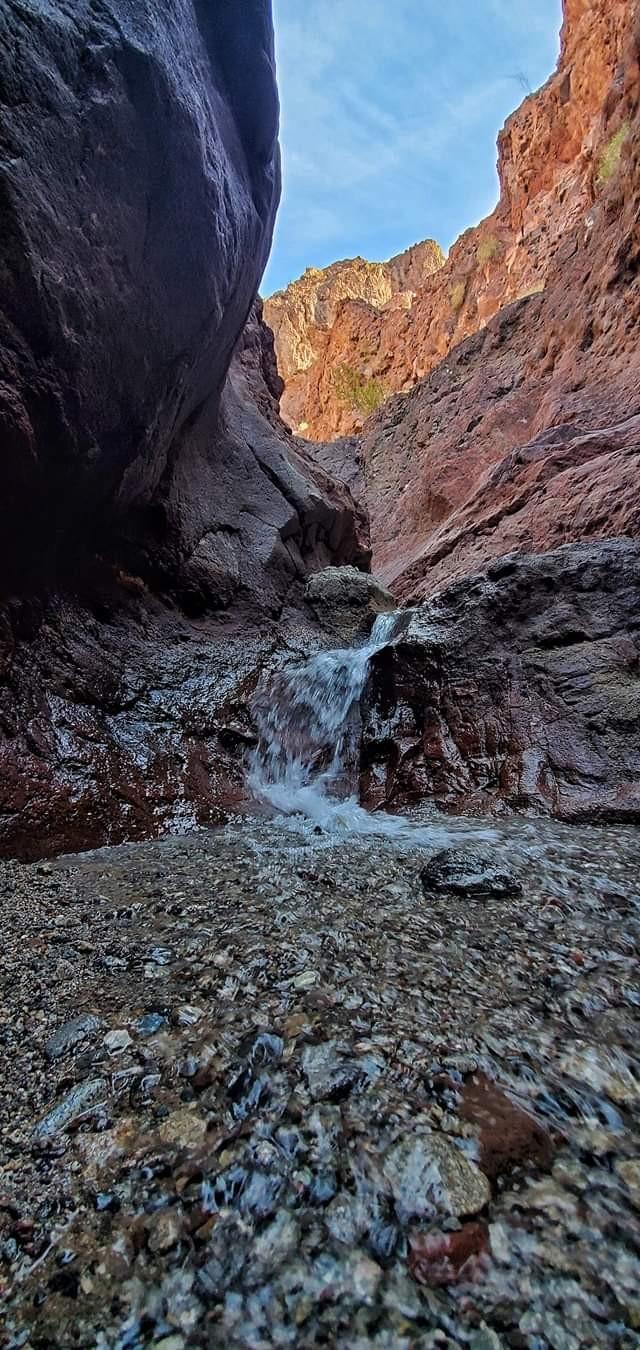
[249,612,401,832]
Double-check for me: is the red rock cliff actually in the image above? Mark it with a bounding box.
[264,241,444,437]
[356,0,640,598]
[268,0,630,443]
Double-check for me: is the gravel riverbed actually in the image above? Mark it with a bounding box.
[0,811,639,1348]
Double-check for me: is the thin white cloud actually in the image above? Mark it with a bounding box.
[264,0,562,290]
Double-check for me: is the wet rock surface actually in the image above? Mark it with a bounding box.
[362,539,640,822]
[421,849,523,900]
[1,810,639,1346]
[305,566,396,642]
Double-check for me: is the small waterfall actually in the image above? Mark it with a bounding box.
[248,612,400,831]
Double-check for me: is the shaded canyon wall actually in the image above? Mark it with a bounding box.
[0,0,367,858]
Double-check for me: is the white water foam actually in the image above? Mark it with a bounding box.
[248,612,411,836]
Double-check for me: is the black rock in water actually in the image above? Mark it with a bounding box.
[420,847,523,899]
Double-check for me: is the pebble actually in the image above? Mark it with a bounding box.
[33,1078,108,1139]
[559,1043,640,1104]
[45,1013,103,1061]
[383,1131,491,1220]
[1,813,639,1348]
[158,1108,207,1148]
[176,1005,203,1026]
[136,1012,168,1037]
[615,1158,640,1209]
[293,969,318,990]
[147,1208,182,1253]
[103,1028,133,1054]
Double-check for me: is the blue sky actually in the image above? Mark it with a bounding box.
[262,0,562,294]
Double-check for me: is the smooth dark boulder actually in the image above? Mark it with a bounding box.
[420,848,523,899]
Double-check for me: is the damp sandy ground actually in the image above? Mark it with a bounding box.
[0,810,639,1347]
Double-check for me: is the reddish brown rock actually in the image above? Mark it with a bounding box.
[268,0,630,445]
[408,1222,489,1287]
[264,242,445,438]
[349,0,640,600]
[459,1074,554,1180]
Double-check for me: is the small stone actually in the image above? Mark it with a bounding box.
[559,1044,640,1105]
[489,1221,511,1265]
[421,847,522,899]
[158,1108,207,1149]
[325,1192,368,1246]
[176,1005,203,1026]
[383,1131,491,1220]
[103,1029,133,1054]
[408,1222,489,1287]
[34,1078,108,1139]
[148,946,173,965]
[345,1252,382,1302]
[302,1041,365,1101]
[45,1014,103,1061]
[136,1012,168,1037]
[459,1072,553,1178]
[253,1211,300,1275]
[616,1158,640,1210]
[147,1208,182,1253]
[469,1326,505,1349]
[293,969,318,991]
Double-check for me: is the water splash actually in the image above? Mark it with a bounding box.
[249,613,402,832]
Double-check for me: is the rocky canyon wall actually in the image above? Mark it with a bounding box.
[351,0,640,820]
[264,241,444,437]
[0,0,367,858]
[359,0,640,599]
[267,0,630,444]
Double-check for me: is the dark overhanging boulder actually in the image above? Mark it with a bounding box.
[0,0,282,590]
[0,0,369,858]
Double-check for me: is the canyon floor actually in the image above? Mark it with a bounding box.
[1,810,639,1347]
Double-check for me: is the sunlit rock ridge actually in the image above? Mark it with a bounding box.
[266,0,630,444]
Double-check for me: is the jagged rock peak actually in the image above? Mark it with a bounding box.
[263,239,444,382]
[268,0,630,442]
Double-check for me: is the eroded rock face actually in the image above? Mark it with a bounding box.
[0,1,369,858]
[264,241,444,437]
[361,541,640,822]
[269,0,630,444]
[354,0,640,599]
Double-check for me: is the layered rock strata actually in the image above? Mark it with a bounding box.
[264,241,444,437]
[320,0,640,603]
